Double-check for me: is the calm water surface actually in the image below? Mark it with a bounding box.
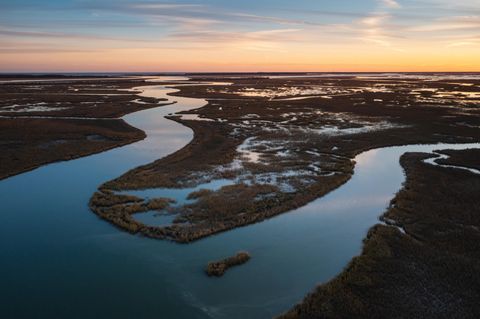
[1,77,479,318]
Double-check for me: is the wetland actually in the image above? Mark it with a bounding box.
[1,73,480,318]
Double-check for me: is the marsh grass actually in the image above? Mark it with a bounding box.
[280,151,480,319]
[206,251,251,277]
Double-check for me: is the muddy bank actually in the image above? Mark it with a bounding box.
[280,149,480,319]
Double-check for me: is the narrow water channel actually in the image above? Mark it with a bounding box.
[0,77,478,319]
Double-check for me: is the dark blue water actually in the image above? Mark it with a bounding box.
[1,77,478,318]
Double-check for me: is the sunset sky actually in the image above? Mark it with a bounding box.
[1,0,479,72]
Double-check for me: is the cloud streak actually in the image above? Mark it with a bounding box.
[380,0,401,9]
[0,0,479,71]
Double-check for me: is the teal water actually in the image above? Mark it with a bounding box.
[1,77,479,318]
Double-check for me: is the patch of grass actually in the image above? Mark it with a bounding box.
[187,189,213,200]
[89,191,174,236]
[146,198,175,210]
[436,148,480,171]
[206,251,251,277]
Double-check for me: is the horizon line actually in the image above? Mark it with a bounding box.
[2,71,480,75]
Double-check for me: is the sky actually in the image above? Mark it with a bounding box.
[0,0,479,72]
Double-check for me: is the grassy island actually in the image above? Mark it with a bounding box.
[206,252,251,277]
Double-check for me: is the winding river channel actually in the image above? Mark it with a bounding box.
[1,77,479,319]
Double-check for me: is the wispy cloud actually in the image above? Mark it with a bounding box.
[0,28,151,42]
[131,3,203,10]
[408,15,480,32]
[446,41,479,47]
[1,0,479,71]
[380,0,401,9]
[358,13,398,47]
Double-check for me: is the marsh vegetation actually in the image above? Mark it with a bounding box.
[206,251,251,277]
[280,150,480,319]
[94,75,480,243]
[0,77,174,180]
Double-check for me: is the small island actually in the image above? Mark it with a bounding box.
[206,252,251,277]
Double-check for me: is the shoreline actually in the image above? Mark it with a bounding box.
[0,79,176,180]
[90,76,480,243]
[1,75,480,317]
[280,149,480,318]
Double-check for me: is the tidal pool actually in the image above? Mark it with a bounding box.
[0,77,479,319]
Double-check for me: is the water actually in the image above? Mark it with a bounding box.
[123,178,234,206]
[1,77,479,318]
[133,210,178,227]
